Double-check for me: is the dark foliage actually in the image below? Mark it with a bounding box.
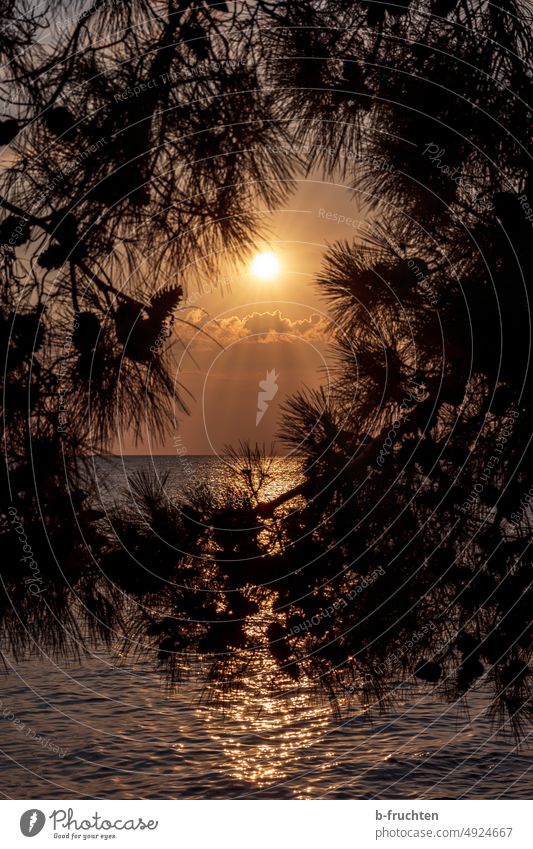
[0,0,532,734]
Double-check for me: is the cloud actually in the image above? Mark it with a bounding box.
[180,309,331,347]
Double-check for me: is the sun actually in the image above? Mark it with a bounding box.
[250,250,280,280]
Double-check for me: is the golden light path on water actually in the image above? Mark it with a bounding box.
[198,656,337,793]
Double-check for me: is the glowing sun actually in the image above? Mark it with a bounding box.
[250,250,280,280]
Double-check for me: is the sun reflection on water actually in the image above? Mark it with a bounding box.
[198,655,336,793]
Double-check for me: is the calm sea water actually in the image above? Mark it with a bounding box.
[0,457,531,799]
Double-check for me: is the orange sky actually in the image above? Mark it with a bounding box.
[118,175,368,455]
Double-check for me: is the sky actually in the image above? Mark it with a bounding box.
[120,174,367,456]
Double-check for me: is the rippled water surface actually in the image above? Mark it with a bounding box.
[89,454,304,507]
[1,654,531,799]
[1,458,531,799]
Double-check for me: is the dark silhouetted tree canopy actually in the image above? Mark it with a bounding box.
[0,0,532,732]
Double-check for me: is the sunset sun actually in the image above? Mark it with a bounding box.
[250,250,280,280]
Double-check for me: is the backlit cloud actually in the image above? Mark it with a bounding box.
[180,309,331,347]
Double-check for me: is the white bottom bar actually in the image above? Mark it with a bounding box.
[2,800,532,848]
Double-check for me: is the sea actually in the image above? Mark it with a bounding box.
[0,456,531,799]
